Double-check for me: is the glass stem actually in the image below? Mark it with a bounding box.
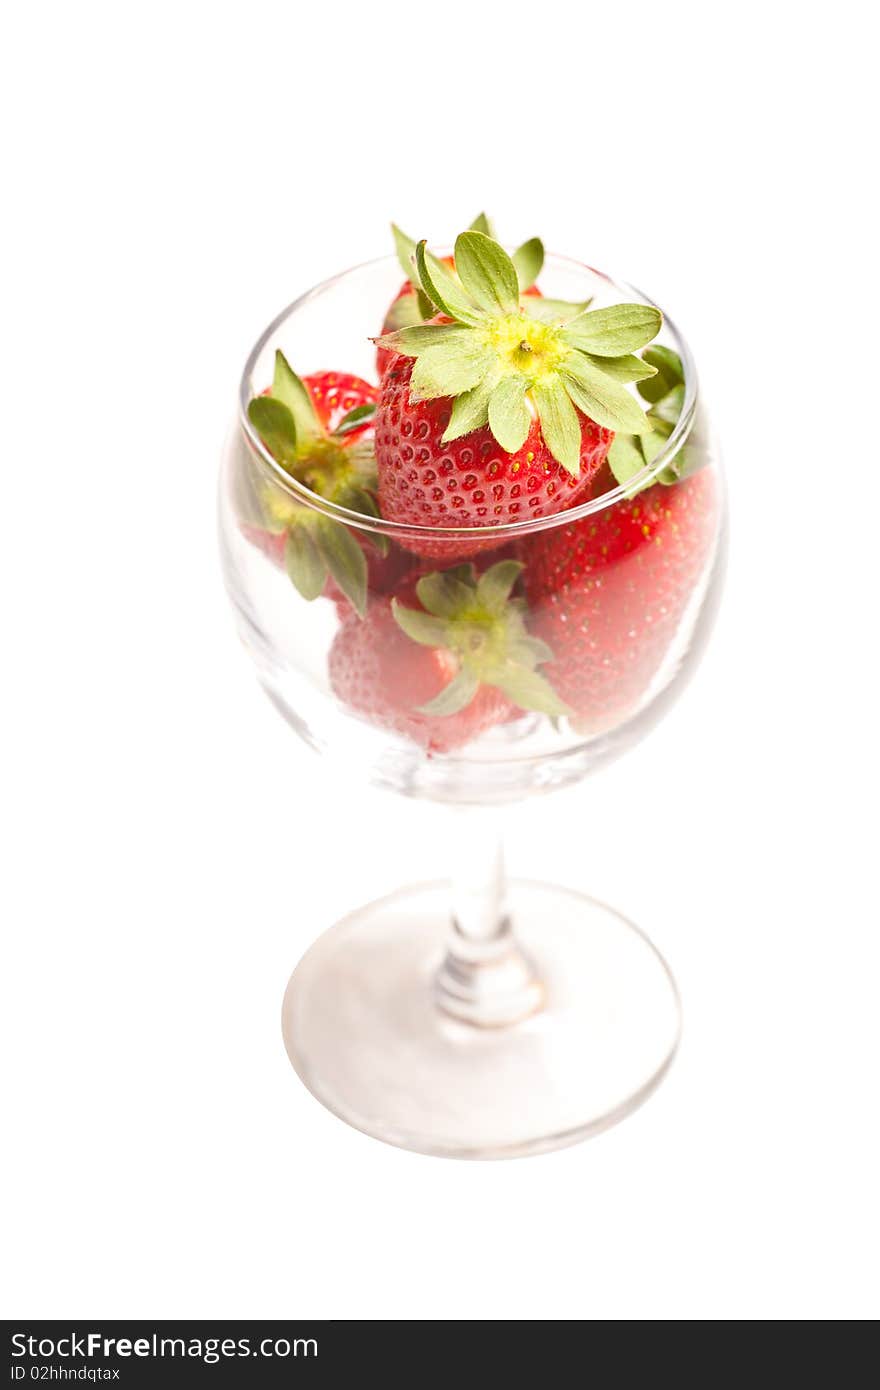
[435,807,543,1028]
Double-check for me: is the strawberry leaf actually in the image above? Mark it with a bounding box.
[584,353,658,383]
[339,486,388,556]
[410,340,494,400]
[285,523,327,601]
[639,417,672,467]
[392,225,458,314]
[657,443,703,485]
[418,669,480,717]
[332,403,377,437]
[248,396,299,467]
[512,237,544,291]
[494,665,572,717]
[383,289,427,333]
[488,376,531,453]
[273,351,321,441]
[524,296,592,325]
[640,419,673,464]
[363,530,390,556]
[391,601,454,647]
[375,323,475,357]
[415,289,434,319]
[342,485,380,517]
[607,433,648,489]
[561,354,652,434]
[532,378,582,475]
[453,231,520,316]
[475,559,524,612]
[340,488,389,555]
[442,375,497,443]
[636,344,684,402]
[391,223,420,286]
[562,304,663,357]
[314,516,367,618]
[509,634,556,665]
[341,438,380,485]
[414,241,487,326]
[468,211,495,236]
[607,348,701,492]
[416,568,478,618]
[648,382,685,426]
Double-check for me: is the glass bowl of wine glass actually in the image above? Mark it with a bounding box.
[218,234,726,1158]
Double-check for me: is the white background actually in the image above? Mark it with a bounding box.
[2,1,877,1321]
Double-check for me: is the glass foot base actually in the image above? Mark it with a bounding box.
[281,881,681,1159]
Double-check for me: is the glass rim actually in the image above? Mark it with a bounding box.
[237,251,699,539]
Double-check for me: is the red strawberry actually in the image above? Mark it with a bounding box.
[375,353,608,560]
[329,601,511,753]
[303,370,378,437]
[517,470,718,734]
[373,228,662,563]
[243,370,378,563]
[328,559,567,753]
[245,355,384,616]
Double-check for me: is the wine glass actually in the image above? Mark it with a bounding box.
[218,252,726,1158]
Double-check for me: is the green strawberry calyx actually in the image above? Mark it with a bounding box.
[386,213,541,331]
[392,560,570,718]
[375,229,662,477]
[246,351,383,617]
[607,346,702,494]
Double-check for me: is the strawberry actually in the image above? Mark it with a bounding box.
[375,353,610,561]
[245,356,384,616]
[302,370,379,438]
[517,468,718,734]
[373,228,663,562]
[329,601,510,753]
[328,559,568,753]
[376,215,542,379]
